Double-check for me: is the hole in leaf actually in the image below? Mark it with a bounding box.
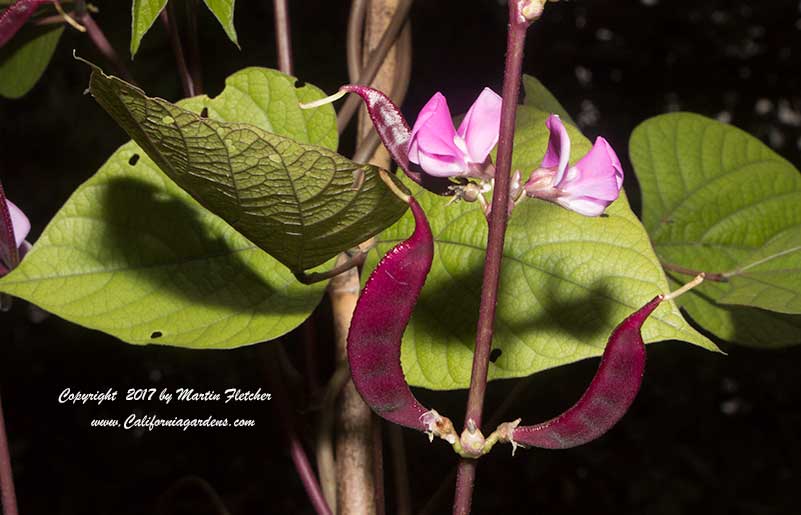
[294,79,306,88]
[200,107,209,118]
[150,331,163,339]
[489,348,502,363]
[128,154,140,166]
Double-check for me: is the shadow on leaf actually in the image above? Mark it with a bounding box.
[101,177,304,315]
[411,257,616,356]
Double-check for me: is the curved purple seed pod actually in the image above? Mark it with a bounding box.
[347,197,439,433]
[511,295,663,450]
[340,84,455,196]
[0,179,19,271]
[0,0,51,49]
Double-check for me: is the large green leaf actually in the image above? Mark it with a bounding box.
[367,106,717,391]
[521,74,576,126]
[130,0,168,57]
[83,61,408,272]
[0,24,63,99]
[630,112,801,347]
[718,228,801,314]
[202,0,238,47]
[0,66,347,348]
[0,143,326,348]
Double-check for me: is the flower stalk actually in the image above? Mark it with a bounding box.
[453,2,533,512]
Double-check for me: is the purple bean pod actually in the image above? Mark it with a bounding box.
[347,196,455,443]
[0,0,51,48]
[505,295,663,451]
[340,84,456,196]
[0,180,19,271]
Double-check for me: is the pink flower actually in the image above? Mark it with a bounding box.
[1,199,31,275]
[408,88,502,179]
[524,114,623,217]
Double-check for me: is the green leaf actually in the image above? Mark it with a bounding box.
[0,24,63,99]
[631,112,801,347]
[0,143,326,348]
[522,74,576,126]
[130,0,168,57]
[178,67,337,150]
[0,66,348,348]
[202,0,238,47]
[367,105,717,391]
[83,61,408,272]
[718,228,801,314]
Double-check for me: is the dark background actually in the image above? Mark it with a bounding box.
[1,0,801,513]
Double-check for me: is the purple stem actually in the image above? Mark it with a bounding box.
[185,0,204,94]
[80,12,136,84]
[267,350,333,515]
[273,0,293,76]
[453,3,530,514]
[0,395,18,515]
[160,3,195,98]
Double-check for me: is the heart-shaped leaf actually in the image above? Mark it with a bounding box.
[367,106,717,391]
[0,66,348,348]
[83,60,408,273]
[630,112,801,347]
[0,143,328,347]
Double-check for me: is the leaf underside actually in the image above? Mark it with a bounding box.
[84,60,409,273]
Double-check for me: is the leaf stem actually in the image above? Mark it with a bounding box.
[293,251,368,285]
[660,261,728,282]
[160,3,195,98]
[273,0,293,75]
[453,3,531,513]
[0,394,18,515]
[75,4,135,84]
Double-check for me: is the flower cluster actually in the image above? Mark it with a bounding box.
[408,92,623,217]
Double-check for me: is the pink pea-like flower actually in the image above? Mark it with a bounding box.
[524,114,623,217]
[408,88,502,179]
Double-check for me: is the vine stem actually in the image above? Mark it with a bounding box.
[273,0,293,76]
[160,3,195,98]
[185,0,204,94]
[453,3,531,514]
[337,0,413,133]
[0,394,18,515]
[73,0,135,84]
[265,349,333,515]
[660,261,727,282]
